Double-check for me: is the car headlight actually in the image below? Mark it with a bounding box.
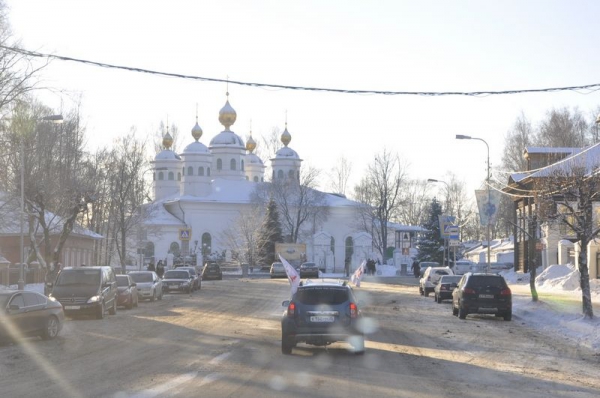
[48,295,57,302]
[87,296,100,303]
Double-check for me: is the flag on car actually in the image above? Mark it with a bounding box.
[279,254,301,295]
[350,260,367,287]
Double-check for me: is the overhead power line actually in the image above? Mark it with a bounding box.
[3,45,600,97]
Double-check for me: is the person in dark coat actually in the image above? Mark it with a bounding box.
[147,262,155,272]
[156,260,165,278]
[412,261,420,278]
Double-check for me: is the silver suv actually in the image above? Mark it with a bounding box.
[281,280,365,355]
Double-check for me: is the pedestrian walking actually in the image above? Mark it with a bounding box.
[412,260,420,278]
[156,260,165,278]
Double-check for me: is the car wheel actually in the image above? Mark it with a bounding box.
[96,301,105,320]
[504,310,512,321]
[109,299,117,315]
[126,294,133,310]
[458,305,467,320]
[281,333,293,355]
[41,315,60,340]
[452,303,458,316]
[150,290,156,302]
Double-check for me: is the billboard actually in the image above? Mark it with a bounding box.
[275,243,307,266]
[475,189,501,226]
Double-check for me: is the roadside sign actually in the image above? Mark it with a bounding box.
[179,228,191,241]
[439,215,456,237]
[445,225,460,241]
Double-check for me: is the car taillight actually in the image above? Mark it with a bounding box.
[463,287,476,294]
[501,288,511,296]
[287,302,296,317]
[349,302,358,318]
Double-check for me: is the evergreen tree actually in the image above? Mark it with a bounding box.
[415,198,444,264]
[256,198,283,267]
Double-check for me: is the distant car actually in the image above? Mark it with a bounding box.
[162,269,193,294]
[452,273,512,321]
[281,279,364,355]
[0,290,65,342]
[128,271,163,301]
[176,266,201,291]
[420,266,454,297]
[452,260,475,275]
[433,275,462,303]
[270,262,287,279]
[201,263,223,281]
[299,262,319,278]
[116,274,139,309]
[418,261,440,278]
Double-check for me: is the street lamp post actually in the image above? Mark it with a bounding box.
[456,134,491,273]
[427,178,451,267]
[18,114,64,290]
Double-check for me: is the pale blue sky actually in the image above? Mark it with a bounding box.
[6,0,600,198]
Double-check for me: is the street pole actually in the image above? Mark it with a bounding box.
[427,178,451,267]
[455,135,491,273]
[18,135,25,290]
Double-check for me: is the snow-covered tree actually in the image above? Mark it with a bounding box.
[415,198,444,264]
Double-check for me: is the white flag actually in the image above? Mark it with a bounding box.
[279,254,301,295]
[350,260,367,287]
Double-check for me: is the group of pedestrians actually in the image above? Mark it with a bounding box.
[147,260,165,278]
[365,258,378,275]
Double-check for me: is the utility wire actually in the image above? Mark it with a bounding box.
[4,45,600,97]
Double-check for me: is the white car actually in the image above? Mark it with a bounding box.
[419,266,454,297]
[453,260,475,275]
[128,271,163,301]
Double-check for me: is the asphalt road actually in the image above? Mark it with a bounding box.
[1,276,599,398]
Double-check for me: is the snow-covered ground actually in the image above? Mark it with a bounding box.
[4,263,599,352]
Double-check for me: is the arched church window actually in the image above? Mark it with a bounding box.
[241,160,245,171]
[187,166,193,175]
[144,242,155,259]
[217,159,222,170]
[199,167,204,176]
[158,172,164,180]
[169,242,180,257]
[168,172,174,180]
[277,170,284,179]
[230,159,236,170]
[253,176,258,182]
[182,167,185,176]
[288,170,294,178]
[177,172,181,181]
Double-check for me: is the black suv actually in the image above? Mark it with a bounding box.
[452,273,512,321]
[281,280,365,355]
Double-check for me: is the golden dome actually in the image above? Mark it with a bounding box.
[246,134,257,153]
[162,132,173,149]
[191,122,203,141]
[281,125,291,147]
[218,96,237,130]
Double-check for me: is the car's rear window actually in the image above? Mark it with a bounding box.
[435,270,451,276]
[468,276,507,288]
[129,273,152,283]
[165,271,189,279]
[116,276,129,287]
[440,276,462,284]
[295,287,349,305]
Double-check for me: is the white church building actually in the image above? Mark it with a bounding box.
[142,95,374,272]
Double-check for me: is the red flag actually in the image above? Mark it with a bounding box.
[350,260,367,287]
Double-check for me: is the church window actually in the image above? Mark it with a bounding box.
[207,167,211,176]
[182,167,185,176]
[158,171,164,180]
[168,172,174,180]
[230,159,236,170]
[277,170,284,179]
[253,176,258,182]
[241,160,245,171]
[187,166,193,175]
[199,167,204,176]
[288,170,294,178]
[144,242,155,259]
[169,242,180,257]
[217,159,222,170]
[177,172,181,181]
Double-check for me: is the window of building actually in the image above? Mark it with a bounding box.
[207,167,211,176]
[253,176,258,182]
[187,166,193,176]
[230,159,236,170]
[182,167,185,176]
[278,170,284,179]
[177,172,181,181]
[168,171,174,180]
[288,170,294,178]
[199,167,204,176]
[217,159,222,170]
[158,171,164,180]
[241,160,245,171]
[169,242,180,257]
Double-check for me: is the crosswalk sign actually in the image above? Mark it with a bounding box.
[179,229,191,241]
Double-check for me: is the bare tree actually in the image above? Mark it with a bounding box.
[327,156,353,196]
[354,149,408,260]
[536,107,590,148]
[534,152,599,319]
[252,166,329,243]
[502,112,534,173]
[220,206,263,267]
[397,179,429,226]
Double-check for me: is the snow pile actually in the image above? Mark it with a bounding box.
[500,268,532,284]
[535,264,579,291]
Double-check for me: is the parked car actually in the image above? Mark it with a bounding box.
[0,290,65,342]
[270,262,286,279]
[299,262,319,278]
[48,266,118,319]
[418,261,439,278]
[162,269,194,294]
[419,266,454,297]
[116,274,139,309]
[452,272,512,321]
[201,263,223,281]
[281,279,364,355]
[176,266,201,290]
[128,271,163,302]
[433,275,462,303]
[452,260,474,275]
